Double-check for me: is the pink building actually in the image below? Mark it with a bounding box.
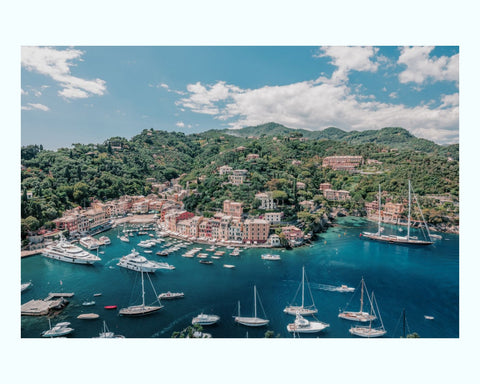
[223,200,243,218]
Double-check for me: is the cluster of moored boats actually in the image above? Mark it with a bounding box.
[34,227,422,338]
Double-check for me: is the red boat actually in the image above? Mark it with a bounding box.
[104,305,117,310]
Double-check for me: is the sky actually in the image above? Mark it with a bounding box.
[21,45,459,149]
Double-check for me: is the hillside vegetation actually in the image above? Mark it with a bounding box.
[21,124,459,234]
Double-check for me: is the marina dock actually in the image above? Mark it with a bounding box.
[21,293,74,316]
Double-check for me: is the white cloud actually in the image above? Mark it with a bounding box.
[178,77,458,144]
[21,46,107,99]
[439,93,459,108]
[389,92,398,99]
[22,103,50,111]
[21,88,28,95]
[176,121,185,128]
[315,46,379,82]
[398,46,459,85]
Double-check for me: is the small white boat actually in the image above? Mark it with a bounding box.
[286,312,329,333]
[144,250,153,254]
[77,313,100,320]
[119,235,130,243]
[424,315,435,320]
[336,285,355,293]
[158,291,184,300]
[192,313,220,326]
[41,320,74,337]
[82,301,96,306]
[261,254,281,261]
[223,264,236,269]
[93,293,102,297]
[99,236,111,245]
[21,281,32,293]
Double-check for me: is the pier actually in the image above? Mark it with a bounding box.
[21,293,74,316]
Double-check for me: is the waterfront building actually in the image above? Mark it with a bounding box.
[281,225,304,246]
[255,192,276,210]
[322,156,363,172]
[243,219,270,244]
[269,234,281,246]
[228,219,244,242]
[223,200,243,218]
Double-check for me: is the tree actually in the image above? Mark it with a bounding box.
[23,216,40,232]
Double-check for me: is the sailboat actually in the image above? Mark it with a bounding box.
[349,291,387,338]
[284,266,318,316]
[95,320,125,338]
[338,277,376,322]
[234,285,269,327]
[119,271,164,316]
[361,180,433,245]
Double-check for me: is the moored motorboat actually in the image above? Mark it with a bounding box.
[223,264,235,269]
[286,312,329,333]
[158,291,184,300]
[42,235,101,265]
[199,260,213,265]
[104,305,117,310]
[82,301,96,306]
[261,254,281,260]
[99,236,111,245]
[117,249,167,272]
[41,320,74,337]
[77,313,100,320]
[21,281,32,293]
[192,313,220,326]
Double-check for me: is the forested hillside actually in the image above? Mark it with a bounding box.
[21,124,459,233]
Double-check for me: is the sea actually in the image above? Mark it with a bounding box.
[20,216,459,339]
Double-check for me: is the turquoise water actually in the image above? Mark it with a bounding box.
[21,217,459,338]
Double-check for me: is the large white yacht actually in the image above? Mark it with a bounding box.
[42,236,101,265]
[117,249,167,272]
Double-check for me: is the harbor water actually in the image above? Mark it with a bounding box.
[21,217,459,338]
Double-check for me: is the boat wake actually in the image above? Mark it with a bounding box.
[152,311,198,337]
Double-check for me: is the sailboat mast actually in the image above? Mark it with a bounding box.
[360,278,364,313]
[403,308,406,338]
[254,285,257,318]
[141,271,145,307]
[238,300,241,316]
[378,184,381,234]
[301,266,305,308]
[407,180,411,240]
